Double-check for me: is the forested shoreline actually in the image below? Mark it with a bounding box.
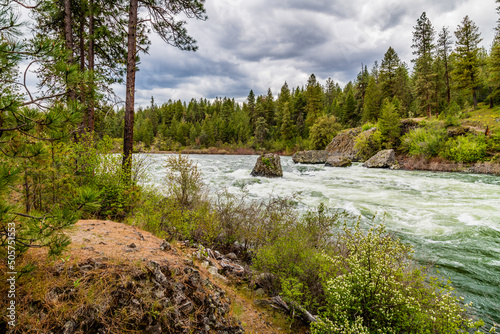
[96,11,500,160]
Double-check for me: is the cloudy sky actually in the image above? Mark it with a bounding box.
[16,0,500,107]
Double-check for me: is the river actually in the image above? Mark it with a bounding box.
[143,154,500,326]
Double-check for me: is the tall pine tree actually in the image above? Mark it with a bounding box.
[412,12,436,118]
[453,15,483,109]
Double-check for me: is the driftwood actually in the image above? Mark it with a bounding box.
[268,296,317,323]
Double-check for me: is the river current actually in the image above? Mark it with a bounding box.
[142,154,500,325]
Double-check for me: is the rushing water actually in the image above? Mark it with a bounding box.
[143,154,500,325]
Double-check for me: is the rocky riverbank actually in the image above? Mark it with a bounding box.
[3,221,300,334]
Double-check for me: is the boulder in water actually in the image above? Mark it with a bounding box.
[363,149,396,168]
[251,154,283,178]
[325,155,352,167]
[292,150,328,164]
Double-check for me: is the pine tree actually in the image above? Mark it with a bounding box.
[280,102,295,142]
[1,4,99,257]
[362,76,381,123]
[379,47,402,100]
[453,15,483,109]
[247,89,256,131]
[305,74,324,127]
[342,89,357,127]
[276,82,292,137]
[122,0,207,180]
[378,100,401,149]
[438,27,453,104]
[412,12,436,118]
[489,1,500,105]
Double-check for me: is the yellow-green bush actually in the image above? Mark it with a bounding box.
[312,224,472,334]
[401,126,448,157]
[440,134,488,163]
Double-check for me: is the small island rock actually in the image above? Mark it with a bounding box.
[292,150,328,164]
[363,149,396,168]
[251,154,283,178]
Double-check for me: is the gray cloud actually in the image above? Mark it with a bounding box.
[130,0,497,106]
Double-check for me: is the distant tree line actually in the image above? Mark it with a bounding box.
[98,9,500,152]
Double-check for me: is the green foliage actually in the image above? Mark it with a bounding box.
[362,77,381,123]
[312,224,470,334]
[164,154,204,208]
[440,134,488,162]
[452,15,483,108]
[354,129,383,161]
[378,100,401,148]
[401,126,448,157]
[309,115,342,150]
[252,205,342,309]
[361,122,377,132]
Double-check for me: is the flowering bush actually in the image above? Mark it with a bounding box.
[312,224,471,334]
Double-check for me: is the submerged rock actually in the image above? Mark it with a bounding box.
[325,155,352,167]
[292,150,328,164]
[251,153,283,178]
[363,149,396,168]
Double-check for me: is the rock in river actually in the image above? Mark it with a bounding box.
[292,150,328,164]
[251,154,283,178]
[325,155,352,167]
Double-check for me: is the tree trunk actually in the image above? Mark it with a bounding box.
[444,60,451,104]
[122,0,139,180]
[88,0,95,133]
[79,13,87,134]
[64,0,75,101]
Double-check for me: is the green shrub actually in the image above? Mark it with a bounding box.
[164,154,204,208]
[354,129,382,161]
[361,122,377,132]
[312,224,470,334]
[252,205,342,310]
[309,115,342,150]
[487,133,500,152]
[440,134,487,163]
[401,126,448,157]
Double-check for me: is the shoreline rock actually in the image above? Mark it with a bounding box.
[363,149,396,169]
[396,155,500,175]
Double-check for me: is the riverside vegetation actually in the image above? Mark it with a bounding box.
[3,146,497,332]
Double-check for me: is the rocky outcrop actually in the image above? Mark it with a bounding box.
[399,118,422,135]
[397,155,500,176]
[325,128,362,162]
[325,155,352,167]
[363,149,397,168]
[292,150,328,164]
[21,258,244,334]
[251,153,283,177]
